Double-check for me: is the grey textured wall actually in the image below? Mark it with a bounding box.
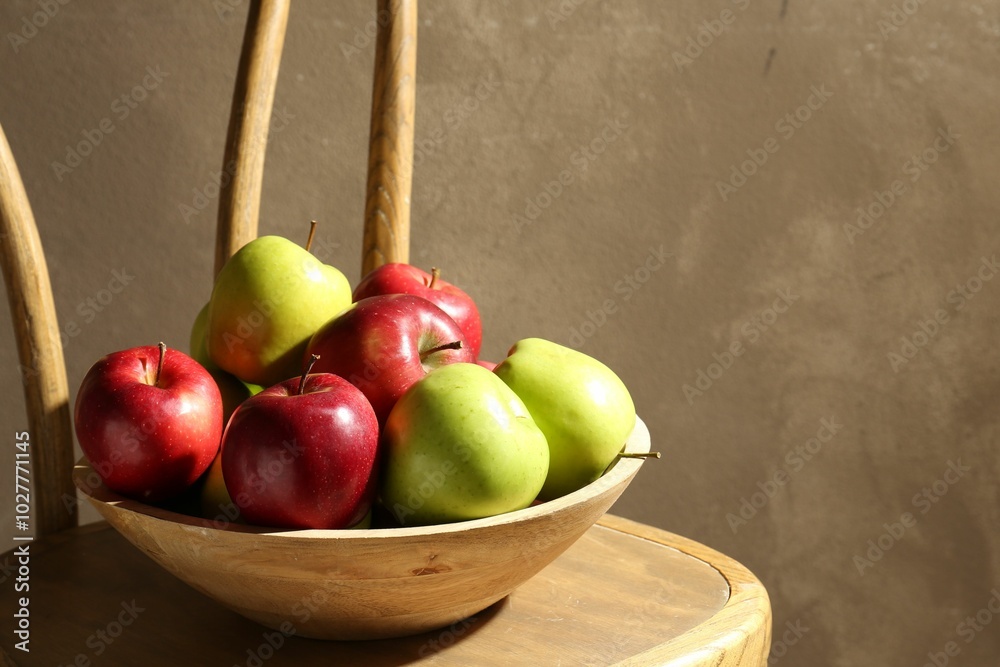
[2,1,1000,665]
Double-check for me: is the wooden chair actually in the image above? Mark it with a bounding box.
[0,1,770,664]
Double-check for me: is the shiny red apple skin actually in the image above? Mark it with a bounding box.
[74,345,223,502]
[307,294,474,426]
[221,373,378,529]
[352,263,483,358]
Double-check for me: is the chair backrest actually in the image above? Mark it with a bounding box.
[0,124,76,536]
[1,0,417,538]
[362,0,417,275]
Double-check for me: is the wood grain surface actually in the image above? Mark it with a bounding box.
[601,515,772,666]
[362,0,418,277]
[68,418,653,641]
[214,0,290,277]
[0,121,75,537]
[0,515,770,666]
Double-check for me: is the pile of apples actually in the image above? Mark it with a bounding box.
[74,231,641,529]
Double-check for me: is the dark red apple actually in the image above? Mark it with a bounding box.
[221,368,378,529]
[74,343,223,502]
[352,263,483,358]
[306,294,474,425]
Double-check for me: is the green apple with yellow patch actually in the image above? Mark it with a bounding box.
[190,301,265,421]
[207,235,351,386]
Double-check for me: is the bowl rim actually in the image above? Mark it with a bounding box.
[73,416,650,540]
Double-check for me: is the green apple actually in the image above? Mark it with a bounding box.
[350,510,372,529]
[381,363,549,526]
[207,236,351,386]
[215,372,261,423]
[494,338,636,500]
[200,452,238,522]
[189,302,216,370]
[190,302,265,421]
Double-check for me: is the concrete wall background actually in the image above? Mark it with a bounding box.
[2,1,1000,664]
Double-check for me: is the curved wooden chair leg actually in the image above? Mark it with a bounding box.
[214,0,291,277]
[0,122,76,537]
[362,0,418,277]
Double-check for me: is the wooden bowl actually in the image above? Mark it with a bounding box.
[72,417,651,640]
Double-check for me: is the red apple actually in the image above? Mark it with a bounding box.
[352,263,483,358]
[74,343,223,502]
[306,294,474,425]
[221,368,379,529]
[476,359,498,371]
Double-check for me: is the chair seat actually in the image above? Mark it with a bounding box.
[0,514,769,666]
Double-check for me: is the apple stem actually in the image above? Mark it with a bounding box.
[421,340,462,359]
[299,354,320,395]
[305,220,318,253]
[428,267,441,290]
[155,342,166,387]
[619,451,661,460]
